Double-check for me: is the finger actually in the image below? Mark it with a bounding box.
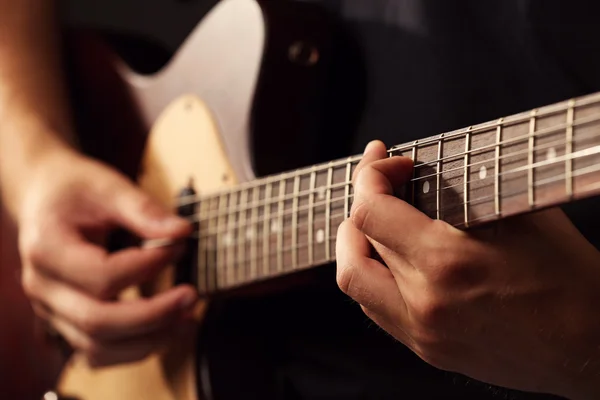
[352,140,389,182]
[30,228,184,299]
[351,156,441,255]
[104,176,191,240]
[49,314,191,368]
[335,220,408,322]
[25,270,197,341]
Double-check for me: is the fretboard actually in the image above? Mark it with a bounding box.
[188,91,600,295]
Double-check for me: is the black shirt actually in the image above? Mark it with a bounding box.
[197,2,600,399]
[65,1,600,399]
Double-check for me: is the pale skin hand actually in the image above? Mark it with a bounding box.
[0,0,197,367]
[17,148,198,367]
[336,140,600,399]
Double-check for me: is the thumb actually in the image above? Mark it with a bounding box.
[108,179,191,240]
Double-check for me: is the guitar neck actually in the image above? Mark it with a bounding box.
[190,91,600,295]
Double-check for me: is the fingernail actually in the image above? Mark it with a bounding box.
[364,141,378,154]
[180,291,197,309]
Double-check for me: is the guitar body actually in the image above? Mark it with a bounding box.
[0,0,340,399]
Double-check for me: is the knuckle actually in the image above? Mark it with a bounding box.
[336,262,354,296]
[411,295,449,329]
[336,263,367,304]
[350,199,370,232]
[421,245,464,283]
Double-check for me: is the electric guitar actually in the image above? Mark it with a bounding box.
[3,0,600,398]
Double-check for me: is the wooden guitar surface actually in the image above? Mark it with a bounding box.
[58,95,236,400]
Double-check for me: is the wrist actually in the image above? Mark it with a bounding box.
[0,112,78,216]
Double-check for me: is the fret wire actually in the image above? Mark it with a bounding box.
[495,118,503,217]
[455,146,600,210]
[539,158,600,187]
[226,191,238,287]
[399,112,599,182]
[211,155,600,281]
[215,193,228,290]
[344,159,352,219]
[196,133,599,233]
[325,164,334,260]
[463,128,471,228]
[203,152,600,252]
[189,92,600,201]
[180,98,600,212]
[566,99,575,198]
[439,145,600,211]
[455,163,600,228]
[442,145,600,211]
[308,169,316,265]
[236,189,248,284]
[411,141,418,206]
[197,197,208,294]
[528,110,537,208]
[291,175,301,269]
[216,231,346,280]
[199,192,350,237]
[262,182,272,276]
[411,130,598,186]
[189,180,353,221]
[436,135,444,220]
[182,110,600,214]
[197,145,600,244]
[206,199,218,293]
[199,154,600,270]
[276,179,286,272]
[249,187,259,280]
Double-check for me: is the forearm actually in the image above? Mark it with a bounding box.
[0,0,77,212]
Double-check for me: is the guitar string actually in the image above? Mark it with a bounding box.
[192,160,600,254]
[187,131,597,223]
[189,142,600,227]
[193,148,597,240]
[182,96,596,206]
[398,111,598,172]
[193,98,600,290]
[196,165,600,286]
[197,168,600,290]
[176,108,600,209]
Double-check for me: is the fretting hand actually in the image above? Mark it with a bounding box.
[336,140,600,399]
[15,147,197,367]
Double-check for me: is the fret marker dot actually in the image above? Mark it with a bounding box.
[423,181,430,194]
[316,229,325,244]
[479,166,487,180]
[318,187,326,200]
[547,147,557,161]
